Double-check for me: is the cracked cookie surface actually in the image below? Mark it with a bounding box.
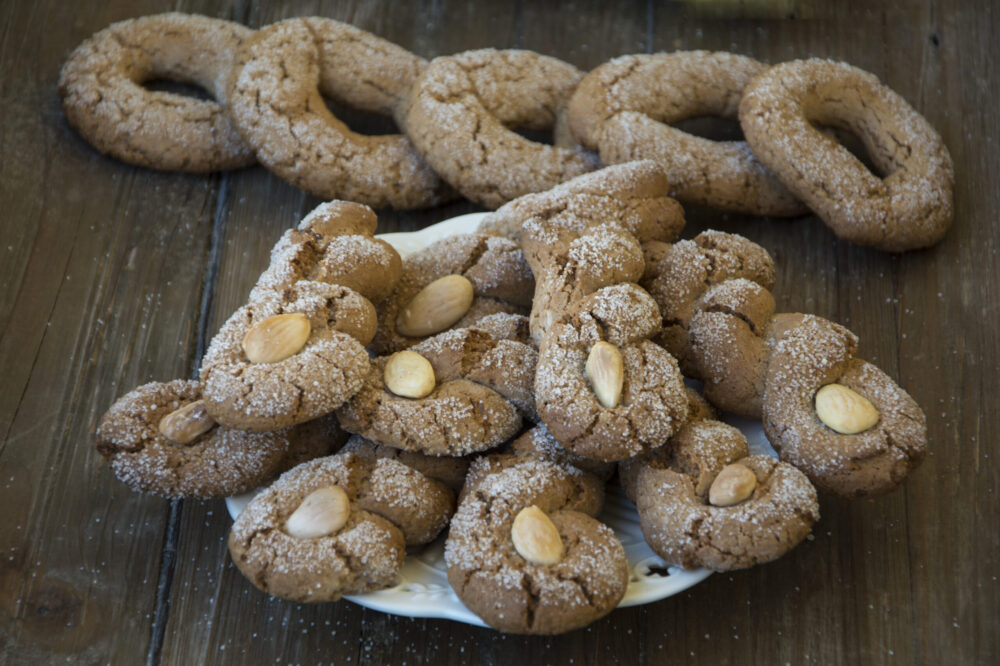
[569,51,805,216]
[446,456,626,634]
[739,58,953,251]
[404,48,597,208]
[535,283,689,462]
[59,12,256,171]
[95,380,338,498]
[229,451,452,602]
[338,326,537,455]
[621,413,819,571]
[228,17,452,209]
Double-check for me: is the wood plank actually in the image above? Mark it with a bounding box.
[0,0,223,662]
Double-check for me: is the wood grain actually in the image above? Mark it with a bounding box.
[0,0,997,664]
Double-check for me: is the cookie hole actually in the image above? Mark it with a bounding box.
[143,79,214,102]
[673,116,745,142]
[814,124,889,178]
[322,96,400,136]
[512,127,555,145]
[645,565,671,578]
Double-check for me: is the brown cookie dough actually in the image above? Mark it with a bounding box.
[95,380,304,498]
[403,48,597,208]
[338,326,536,455]
[535,283,689,462]
[200,281,375,431]
[763,316,928,498]
[644,230,775,375]
[568,52,805,216]
[59,13,255,172]
[341,434,472,492]
[621,416,819,571]
[687,276,928,497]
[228,18,452,209]
[370,233,533,355]
[250,201,402,304]
[446,456,626,634]
[230,451,455,602]
[739,58,954,251]
[508,425,616,483]
[477,160,684,244]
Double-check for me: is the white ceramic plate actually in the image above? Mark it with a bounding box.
[225,212,777,627]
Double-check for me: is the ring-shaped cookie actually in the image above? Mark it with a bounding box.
[228,18,452,209]
[95,380,294,498]
[446,456,627,634]
[739,58,954,251]
[59,13,255,172]
[622,417,819,571]
[535,283,689,461]
[404,49,597,208]
[200,282,376,431]
[762,315,928,498]
[569,52,805,216]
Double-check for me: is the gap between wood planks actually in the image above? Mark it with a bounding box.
[145,176,231,666]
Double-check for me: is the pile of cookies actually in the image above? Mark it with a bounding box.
[60,13,953,251]
[80,11,940,635]
[96,160,928,634]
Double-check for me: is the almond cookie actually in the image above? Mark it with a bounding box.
[643,230,775,375]
[337,326,537,455]
[568,52,805,216]
[446,455,627,634]
[229,451,454,602]
[249,201,402,304]
[687,278,927,497]
[200,281,376,431]
[59,13,255,172]
[739,58,954,251]
[95,380,341,498]
[620,411,820,571]
[228,18,452,209]
[341,434,473,492]
[535,283,689,462]
[403,48,597,208]
[370,233,533,355]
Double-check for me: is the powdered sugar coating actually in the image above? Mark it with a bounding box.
[739,58,953,251]
[338,326,534,455]
[59,13,255,171]
[568,52,804,216]
[96,380,292,498]
[446,457,626,634]
[763,316,928,497]
[228,18,452,209]
[250,201,402,304]
[200,282,374,431]
[403,49,596,208]
[371,233,533,355]
[535,284,689,461]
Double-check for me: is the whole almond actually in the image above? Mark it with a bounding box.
[384,351,436,399]
[285,486,350,539]
[396,274,474,337]
[814,383,880,434]
[158,399,215,444]
[585,341,624,409]
[511,505,564,566]
[242,313,311,364]
[709,463,757,507]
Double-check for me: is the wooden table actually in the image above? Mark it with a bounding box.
[2,0,996,663]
